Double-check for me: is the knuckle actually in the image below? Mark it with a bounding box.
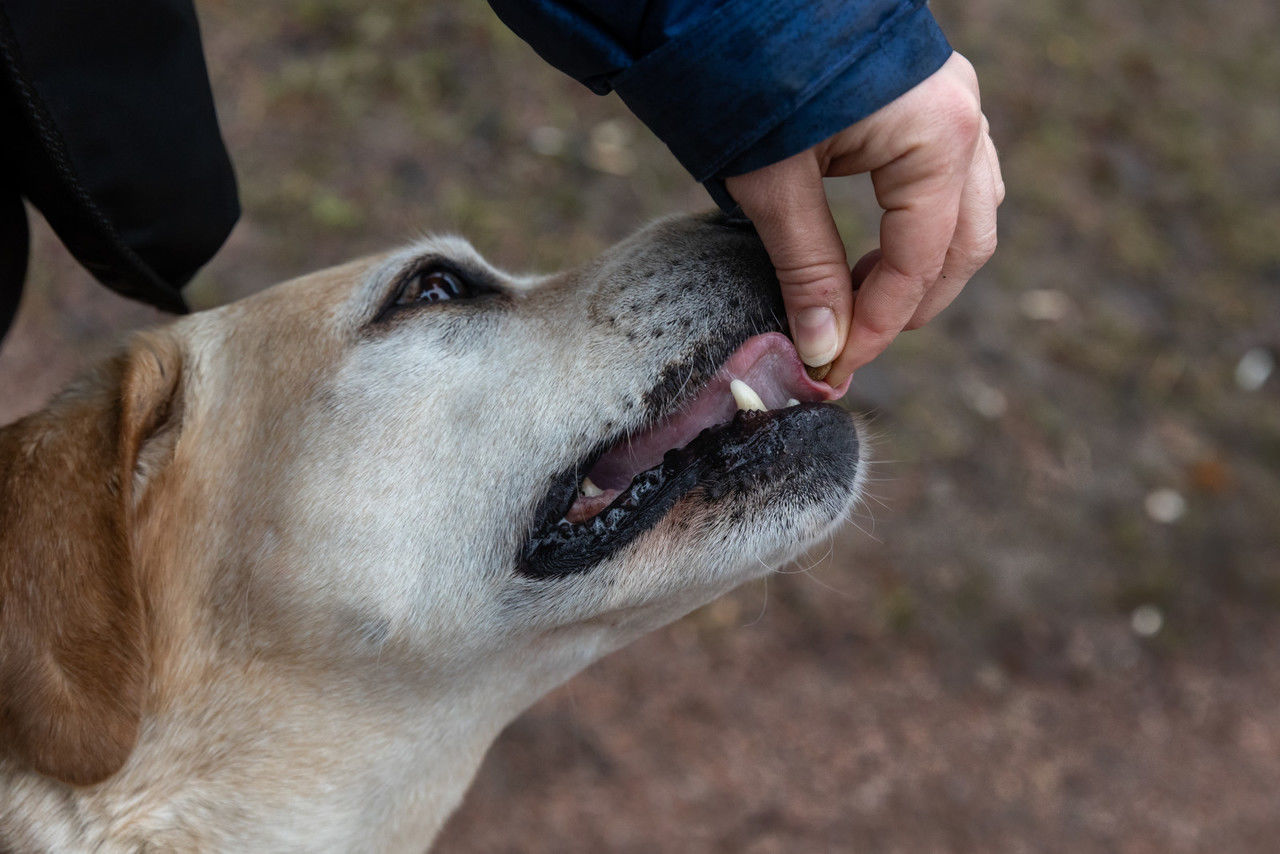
[774,260,851,296]
[973,229,999,261]
[917,262,946,293]
[878,259,936,303]
[949,53,979,89]
[856,299,915,338]
[955,245,994,274]
[936,87,983,143]
[944,232,996,277]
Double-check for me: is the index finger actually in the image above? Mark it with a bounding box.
[725,154,854,371]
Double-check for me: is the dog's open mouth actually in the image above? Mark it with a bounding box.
[519,333,851,578]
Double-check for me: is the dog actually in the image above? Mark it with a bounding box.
[0,212,865,851]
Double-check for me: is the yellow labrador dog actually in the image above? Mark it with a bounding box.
[0,213,864,851]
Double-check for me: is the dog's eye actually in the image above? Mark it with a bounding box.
[394,268,471,306]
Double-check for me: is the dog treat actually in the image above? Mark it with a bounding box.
[805,362,832,382]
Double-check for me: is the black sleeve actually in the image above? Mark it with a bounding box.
[0,0,239,332]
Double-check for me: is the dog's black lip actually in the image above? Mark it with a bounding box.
[518,404,843,579]
[518,224,795,579]
[518,307,789,579]
[522,441,615,544]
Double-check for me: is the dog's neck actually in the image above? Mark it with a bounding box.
[2,644,589,851]
[2,453,615,852]
[3,490,612,854]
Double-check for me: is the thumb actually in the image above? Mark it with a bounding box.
[725,155,852,371]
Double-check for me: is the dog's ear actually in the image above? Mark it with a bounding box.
[0,334,183,785]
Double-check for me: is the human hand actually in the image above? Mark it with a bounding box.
[725,52,1004,388]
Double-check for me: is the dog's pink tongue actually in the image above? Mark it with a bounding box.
[585,333,845,492]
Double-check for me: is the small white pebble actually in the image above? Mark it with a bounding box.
[528,125,566,157]
[1235,347,1274,392]
[1131,604,1164,638]
[588,120,637,175]
[1144,488,1186,524]
[961,376,1007,419]
[590,119,630,148]
[1018,288,1071,322]
[975,662,1008,693]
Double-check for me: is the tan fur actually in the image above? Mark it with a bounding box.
[0,337,182,786]
[0,220,863,852]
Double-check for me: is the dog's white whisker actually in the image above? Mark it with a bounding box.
[743,575,770,627]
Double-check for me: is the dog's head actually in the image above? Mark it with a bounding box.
[0,213,864,787]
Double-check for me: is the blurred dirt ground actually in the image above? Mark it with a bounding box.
[3,0,1279,851]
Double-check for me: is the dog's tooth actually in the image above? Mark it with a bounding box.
[786,398,800,407]
[580,476,603,497]
[730,379,767,412]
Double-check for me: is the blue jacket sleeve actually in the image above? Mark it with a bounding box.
[487,0,952,209]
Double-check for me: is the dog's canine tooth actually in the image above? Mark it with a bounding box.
[786,398,800,407]
[580,477,603,497]
[729,379,767,412]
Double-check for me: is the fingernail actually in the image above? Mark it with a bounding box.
[793,306,839,367]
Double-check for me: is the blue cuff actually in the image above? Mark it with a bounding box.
[719,3,950,177]
[611,0,951,185]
